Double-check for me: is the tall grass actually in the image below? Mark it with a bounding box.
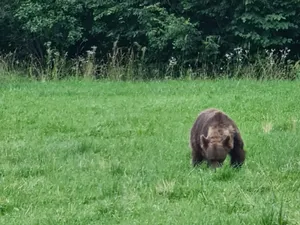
[1,41,300,81]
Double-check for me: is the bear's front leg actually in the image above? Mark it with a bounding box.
[191,147,204,167]
[229,148,245,168]
[229,132,246,168]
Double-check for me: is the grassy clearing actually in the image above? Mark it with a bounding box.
[0,78,300,224]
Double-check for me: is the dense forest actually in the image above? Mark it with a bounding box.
[1,0,300,79]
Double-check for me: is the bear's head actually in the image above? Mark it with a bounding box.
[200,132,234,169]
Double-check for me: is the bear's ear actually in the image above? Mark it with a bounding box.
[223,135,233,149]
[200,135,209,149]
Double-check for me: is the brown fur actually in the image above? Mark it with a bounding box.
[189,108,246,169]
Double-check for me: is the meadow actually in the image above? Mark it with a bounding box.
[0,77,300,224]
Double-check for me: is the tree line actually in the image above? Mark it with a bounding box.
[1,0,300,79]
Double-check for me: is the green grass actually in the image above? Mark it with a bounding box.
[1,78,300,224]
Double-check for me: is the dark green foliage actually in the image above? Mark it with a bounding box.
[229,0,300,48]
[1,0,300,76]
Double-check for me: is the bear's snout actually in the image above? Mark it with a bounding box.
[206,146,227,162]
[209,160,223,169]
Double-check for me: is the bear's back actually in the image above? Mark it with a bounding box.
[193,108,238,137]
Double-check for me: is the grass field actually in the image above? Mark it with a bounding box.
[1,78,300,224]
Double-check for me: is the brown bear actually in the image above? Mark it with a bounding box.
[189,108,246,169]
